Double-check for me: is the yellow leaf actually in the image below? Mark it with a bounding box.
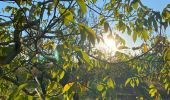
[63,82,74,93]
[143,43,148,53]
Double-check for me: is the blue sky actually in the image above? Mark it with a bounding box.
[142,0,170,12]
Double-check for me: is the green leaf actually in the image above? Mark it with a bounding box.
[142,29,149,41]
[60,71,65,80]
[79,26,87,43]
[166,4,170,8]
[149,88,157,97]
[135,78,139,86]
[102,91,106,97]
[97,84,104,91]
[165,83,169,90]
[92,0,96,3]
[31,57,38,63]
[15,94,27,100]
[78,24,96,45]
[77,51,90,64]
[76,0,87,14]
[125,78,131,86]
[133,31,137,42]
[132,1,138,9]
[162,9,170,20]
[104,22,109,32]
[27,95,33,100]
[87,28,96,45]
[5,6,13,12]
[107,78,115,88]
[130,80,135,88]
[18,83,28,91]
[59,8,73,26]
[9,83,28,99]
[166,49,170,65]
[149,84,154,88]
[111,0,115,4]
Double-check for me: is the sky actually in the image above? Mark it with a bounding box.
[142,0,170,12]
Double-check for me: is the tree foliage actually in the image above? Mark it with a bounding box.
[0,0,170,99]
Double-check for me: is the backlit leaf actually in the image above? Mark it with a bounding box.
[97,84,104,91]
[87,28,96,45]
[76,0,87,14]
[130,80,135,88]
[102,91,106,97]
[125,78,131,86]
[149,88,157,97]
[132,1,138,9]
[78,24,96,45]
[143,43,148,53]
[149,84,154,88]
[59,8,73,26]
[107,78,115,88]
[135,78,139,86]
[165,83,169,90]
[142,29,149,41]
[63,82,74,93]
[77,51,90,63]
[60,71,65,80]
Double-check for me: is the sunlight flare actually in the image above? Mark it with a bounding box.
[95,33,117,55]
[104,36,117,51]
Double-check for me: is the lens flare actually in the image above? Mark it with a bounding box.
[95,33,117,55]
[104,37,117,50]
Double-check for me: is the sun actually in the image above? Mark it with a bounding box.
[104,36,117,51]
[95,33,117,55]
